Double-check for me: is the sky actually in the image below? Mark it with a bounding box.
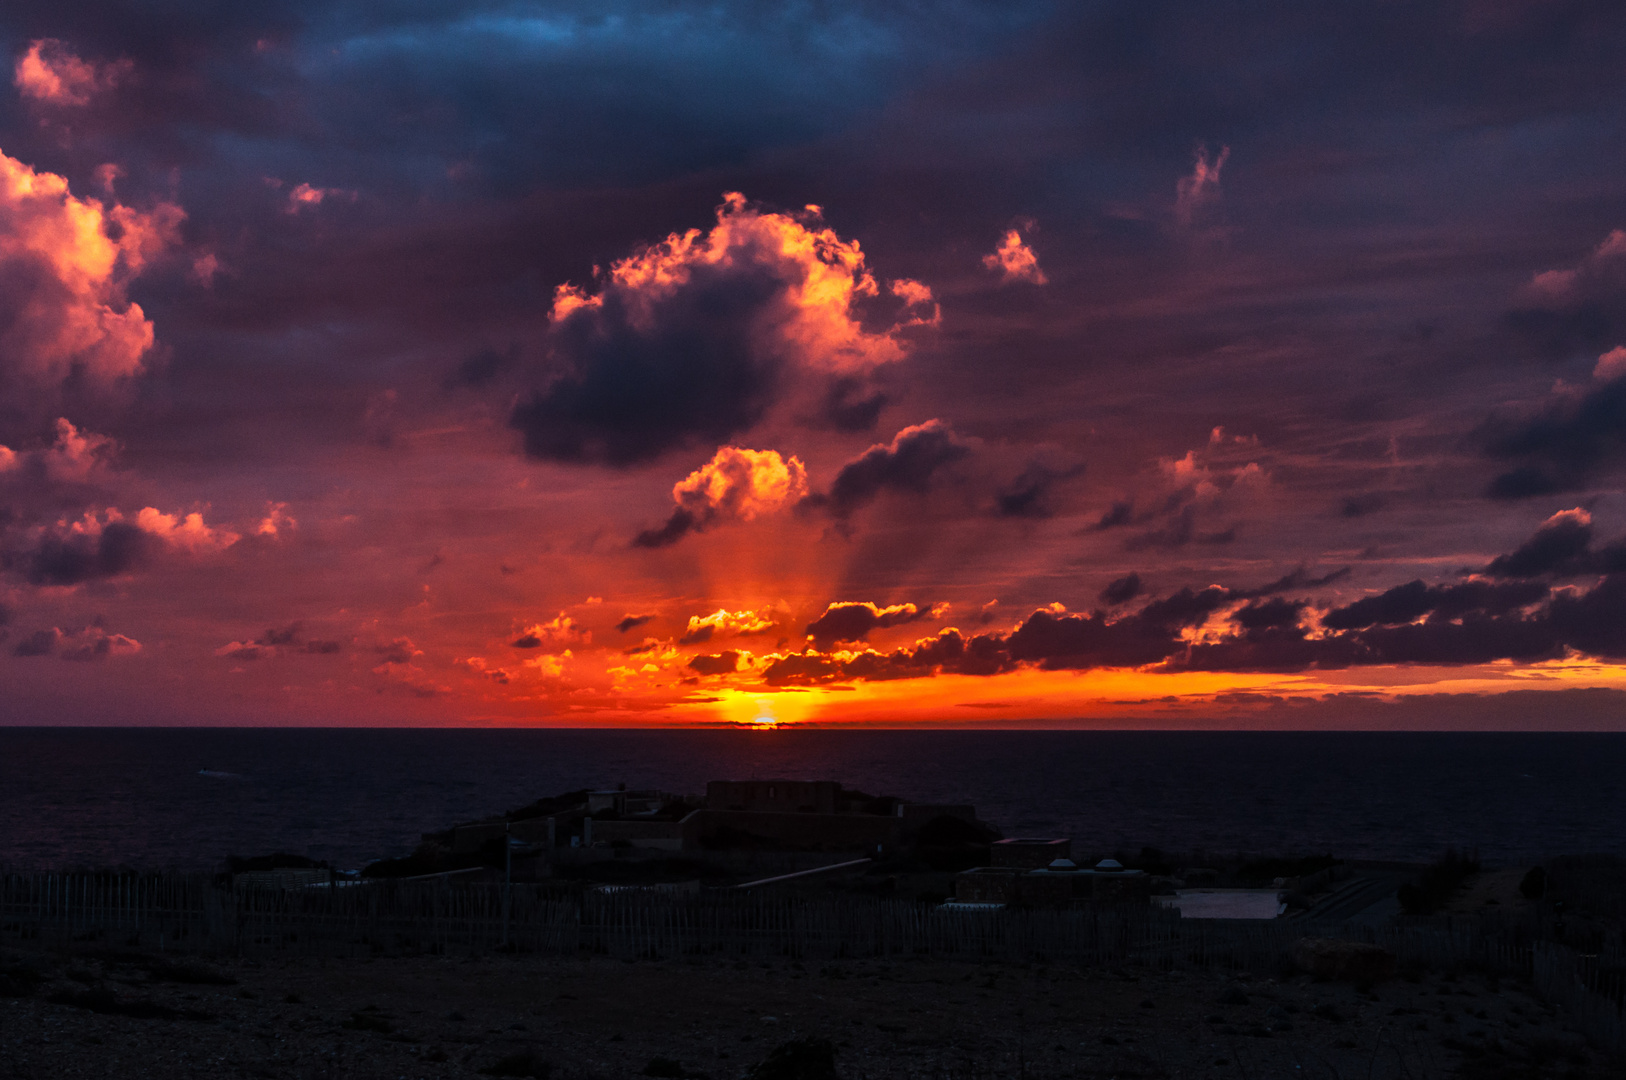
[4,1,1626,728]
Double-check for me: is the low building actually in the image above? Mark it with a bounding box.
[705,780,842,814]
[990,838,1071,869]
[954,866,1023,904]
[955,857,1153,906]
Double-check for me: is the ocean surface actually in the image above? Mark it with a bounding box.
[0,729,1622,872]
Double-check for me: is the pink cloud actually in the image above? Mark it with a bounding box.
[1174,144,1230,229]
[13,40,131,107]
[1595,345,1626,382]
[982,228,1047,285]
[1522,228,1626,304]
[551,192,933,374]
[0,149,181,397]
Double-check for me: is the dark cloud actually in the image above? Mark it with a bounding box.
[510,268,784,467]
[444,346,518,390]
[1123,506,1236,551]
[1340,493,1385,518]
[756,520,1626,684]
[4,521,152,586]
[375,637,419,664]
[1092,501,1133,530]
[816,377,889,432]
[1483,376,1626,498]
[687,651,742,676]
[1238,566,1351,597]
[511,632,542,649]
[809,420,971,518]
[631,509,697,549]
[1322,580,1549,631]
[1098,573,1142,606]
[1233,597,1303,632]
[615,614,656,633]
[995,462,1080,519]
[804,601,936,647]
[1483,510,1596,578]
[261,623,302,646]
[12,628,58,657]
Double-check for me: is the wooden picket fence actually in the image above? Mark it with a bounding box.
[0,870,1556,972]
[1534,942,1626,1058]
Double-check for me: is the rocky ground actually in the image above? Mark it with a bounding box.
[2,942,1620,1080]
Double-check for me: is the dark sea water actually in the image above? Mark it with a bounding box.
[0,729,1622,871]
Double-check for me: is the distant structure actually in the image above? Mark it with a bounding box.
[443,780,987,858]
[953,854,1151,907]
[990,838,1072,869]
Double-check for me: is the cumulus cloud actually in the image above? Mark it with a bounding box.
[511,614,589,653]
[3,512,151,585]
[1174,144,1230,229]
[615,613,655,633]
[982,227,1047,285]
[1099,573,1143,606]
[804,601,944,646]
[994,460,1081,519]
[808,419,971,518]
[1521,229,1626,306]
[814,376,890,432]
[132,507,239,554]
[687,650,744,676]
[0,418,116,484]
[13,40,131,107]
[0,149,179,406]
[740,515,1626,687]
[13,623,139,661]
[1481,507,1626,579]
[510,193,935,466]
[214,622,342,661]
[1507,229,1626,358]
[0,504,241,586]
[1482,374,1626,498]
[634,446,809,548]
[256,502,297,537]
[678,607,778,645]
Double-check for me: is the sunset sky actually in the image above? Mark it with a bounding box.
[5,2,1626,728]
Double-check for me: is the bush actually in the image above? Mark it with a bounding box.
[1518,866,1547,900]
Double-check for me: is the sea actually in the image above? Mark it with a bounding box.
[0,728,1622,872]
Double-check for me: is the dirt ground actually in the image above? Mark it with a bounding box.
[0,943,1617,1080]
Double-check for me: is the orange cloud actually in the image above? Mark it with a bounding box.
[0,149,179,395]
[551,192,932,374]
[982,228,1047,285]
[133,506,240,554]
[678,607,779,645]
[282,182,357,214]
[13,40,131,107]
[636,445,809,546]
[511,613,589,653]
[675,446,808,520]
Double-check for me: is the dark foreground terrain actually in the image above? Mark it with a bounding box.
[0,943,1617,1080]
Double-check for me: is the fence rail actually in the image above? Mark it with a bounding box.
[3,871,1622,1058]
